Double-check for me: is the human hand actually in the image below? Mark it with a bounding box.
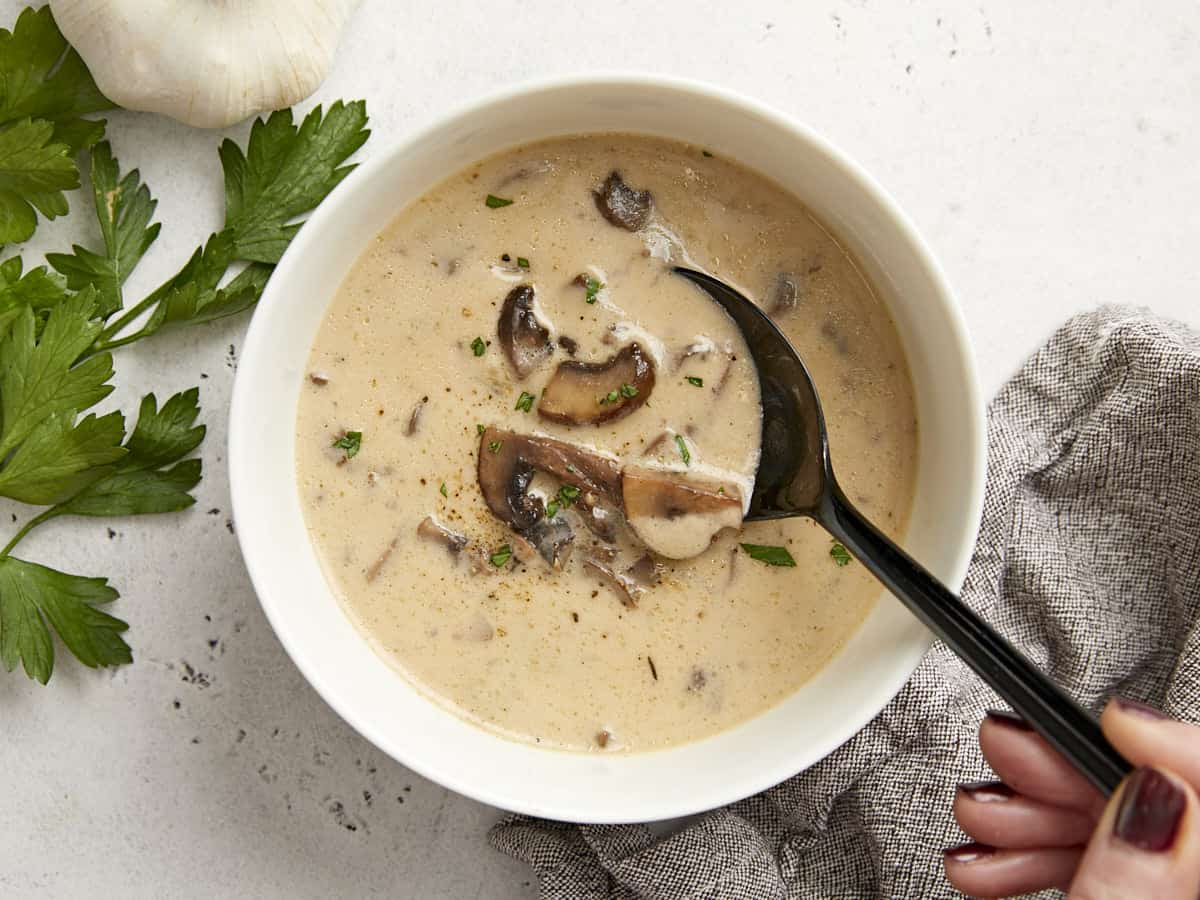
[943,699,1200,898]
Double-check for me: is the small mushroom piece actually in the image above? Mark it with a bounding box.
[538,344,655,426]
[417,515,468,555]
[476,427,622,531]
[523,517,575,570]
[622,466,744,559]
[595,171,653,231]
[498,285,553,378]
[625,554,663,588]
[584,557,644,609]
[406,395,428,436]
[767,273,799,316]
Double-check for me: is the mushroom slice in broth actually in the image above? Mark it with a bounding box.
[622,466,743,559]
[538,344,655,426]
[498,284,553,378]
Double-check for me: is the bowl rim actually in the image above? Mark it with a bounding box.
[229,71,986,822]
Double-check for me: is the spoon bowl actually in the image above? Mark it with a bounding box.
[675,266,1132,797]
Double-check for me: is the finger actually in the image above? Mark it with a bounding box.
[1069,766,1200,900]
[980,710,1106,816]
[944,843,1082,898]
[1102,698,1200,788]
[954,781,1095,848]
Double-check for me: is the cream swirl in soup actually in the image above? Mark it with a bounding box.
[295,135,918,752]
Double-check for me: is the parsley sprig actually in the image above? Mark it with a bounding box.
[0,8,370,684]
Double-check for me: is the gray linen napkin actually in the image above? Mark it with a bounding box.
[489,306,1200,899]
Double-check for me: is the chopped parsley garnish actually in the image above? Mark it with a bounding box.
[470,336,486,356]
[489,544,513,567]
[515,391,535,412]
[741,543,796,567]
[476,423,486,435]
[619,383,638,399]
[598,390,620,406]
[517,256,530,269]
[830,541,853,567]
[685,376,704,387]
[488,440,503,454]
[332,431,362,459]
[545,483,580,519]
[674,434,691,465]
[485,194,513,208]
[439,482,448,497]
[584,275,603,303]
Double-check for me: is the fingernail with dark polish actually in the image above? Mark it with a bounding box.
[944,842,996,863]
[985,709,1034,731]
[1114,767,1185,852]
[1114,696,1170,721]
[959,781,1016,802]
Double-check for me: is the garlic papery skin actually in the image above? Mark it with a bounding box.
[49,0,360,129]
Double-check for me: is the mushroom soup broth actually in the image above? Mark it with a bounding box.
[295,135,918,751]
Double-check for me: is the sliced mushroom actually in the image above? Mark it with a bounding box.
[477,428,622,532]
[498,284,553,378]
[625,554,663,588]
[406,396,428,436]
[767,273,799,316]
[538,343,655,426]
[417,516,468,555]
[595,171,653,231]
[573,493,619,543]
[622,465,744,559]
[523,516,575,570]
[584,557,644,609]
[674,336,714,370]
[365,537,398,583]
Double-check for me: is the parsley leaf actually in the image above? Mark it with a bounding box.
[57,390,204,516]
[470,336,486,356]
[485,194,513,208]
[489,544,513,567]
[0,254,66,335]
[619,382,638,399]
[92,103,369,349]
[0,118,79,244]
[515,390,534,412]
[220,102,370,263]
[685,375,703,387]
[830,541,853,567]
[740,543,796,567]
[675,434,691,465]
[584,276,602,303]
[46,142,161,318]
[0,410,125,505]
[488,440,503,453]
[0,556,129,684]
[332,430,362,459]
[0,7,112,129]
[439,482,448,498]
[0,290,114,458]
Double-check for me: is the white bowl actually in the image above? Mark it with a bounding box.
[229,74,985,823]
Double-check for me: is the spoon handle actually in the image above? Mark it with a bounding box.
[819,482,1131,796]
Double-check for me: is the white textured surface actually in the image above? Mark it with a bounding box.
[1,1,1197,897]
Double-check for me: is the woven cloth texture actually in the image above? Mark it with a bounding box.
[490,307,1200,899]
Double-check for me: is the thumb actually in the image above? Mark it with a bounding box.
[1069,767,1200,900]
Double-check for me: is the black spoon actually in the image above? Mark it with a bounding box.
[674,266,1131,796]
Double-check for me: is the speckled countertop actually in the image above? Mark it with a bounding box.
[2,1,1198,897]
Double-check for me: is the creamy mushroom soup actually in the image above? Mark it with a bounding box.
[295,135,918,752]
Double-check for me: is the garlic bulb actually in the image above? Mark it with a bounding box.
[48,0,360,129]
